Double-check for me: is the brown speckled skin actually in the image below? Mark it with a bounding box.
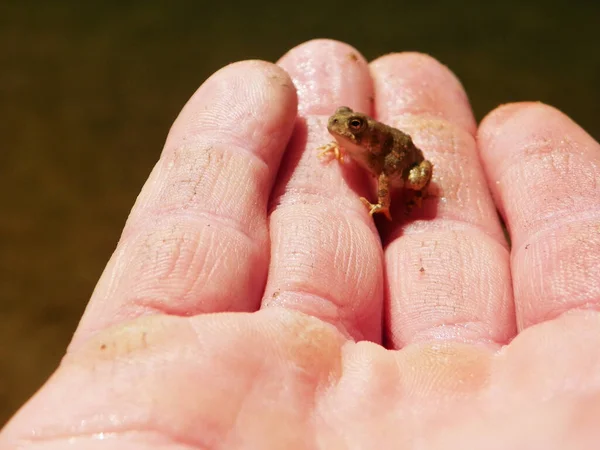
[318,106,432,220]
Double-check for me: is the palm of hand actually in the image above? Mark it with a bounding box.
[3,40,600,449]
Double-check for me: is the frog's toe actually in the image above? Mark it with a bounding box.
[360,197,374,211]
[360,198,392,221]
[317,143,343,162]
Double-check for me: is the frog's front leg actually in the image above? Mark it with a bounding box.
[406,160,433,208]
[317,141,344,162]
[360,172,392,221]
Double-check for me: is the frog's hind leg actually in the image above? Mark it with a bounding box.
[406,160,433,208]
[360,173,392,220]
[406,160,433,191]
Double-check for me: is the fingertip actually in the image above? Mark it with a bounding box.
[479,101,539,126]
[209,59,299,103]
[477,101,594,174]
[370,52,476,135]
[478,101,558,146]
[277,39,373,115]
[279,38,368,65]
[167,59,298,165]
[197,58,299,108]
[370,51,444,69]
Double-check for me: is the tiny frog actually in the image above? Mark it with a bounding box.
[317,106,432,220]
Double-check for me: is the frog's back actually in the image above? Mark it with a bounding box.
[381,126,424,179]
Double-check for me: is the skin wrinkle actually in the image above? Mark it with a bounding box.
[143,144,269,237]
[275,215,371,301]
[513,218,600,328]
[124,214,255,291]
[511,210,600,255]
[271,194,369,226]
[493,153,599,239]
[335,218,379,303]
[410,322,505,347]
[185,231,230,308]
[265,294,358,340]
[165,130,274,170]
[105,213,258,322]
[400,218,506,246]
[17,432,208,450]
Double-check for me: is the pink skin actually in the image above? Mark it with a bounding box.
[2,40,600,448]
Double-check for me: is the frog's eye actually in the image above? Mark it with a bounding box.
[349,118,364,131]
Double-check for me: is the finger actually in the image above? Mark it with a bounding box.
[478,102,600,330]
[72,61,298,346]
[262,39,384,343]
[371,53,515,349]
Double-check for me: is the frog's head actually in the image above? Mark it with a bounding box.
[326,106,370,156]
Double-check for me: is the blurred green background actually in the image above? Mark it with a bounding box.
[1,0,598,424]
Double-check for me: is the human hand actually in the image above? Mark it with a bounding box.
[2,39,600,449]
